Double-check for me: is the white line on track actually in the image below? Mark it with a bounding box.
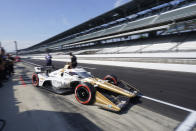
[23,60,196,131]
[140,95,195,113]
[139,96,196,131]
[175,112,196,131]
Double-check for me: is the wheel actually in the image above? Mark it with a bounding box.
[104,75,118,85]
[74,83,96,105]
[32,73,39,87]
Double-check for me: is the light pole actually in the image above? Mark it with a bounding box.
[14,41,18,55]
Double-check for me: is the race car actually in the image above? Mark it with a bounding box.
[32,65,140,112]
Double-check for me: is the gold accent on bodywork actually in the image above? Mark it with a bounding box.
[61,69,64,73]
[95,91,120,111]
[84,78,136,98]
[40,78,45,80]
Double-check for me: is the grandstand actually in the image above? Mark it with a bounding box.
[95,31,196,53]
[19,0,196,57]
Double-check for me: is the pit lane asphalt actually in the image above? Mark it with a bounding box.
[0,62,182,131]
[23,58,196,122]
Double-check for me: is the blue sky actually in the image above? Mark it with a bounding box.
[0,0,130,52]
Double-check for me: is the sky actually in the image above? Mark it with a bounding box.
[0,0,130,52]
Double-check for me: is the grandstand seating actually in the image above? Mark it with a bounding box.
[73,32,196,54]
[178,41,196,51]
[18,1,196,55]
[142,42,177,52]
[101,25,125,36]
[118,45,145,53]
[29,31,196,56]
[97,46,125,54]
[155,4,196,24]
[122,16,157,32]
[55,3,196,48]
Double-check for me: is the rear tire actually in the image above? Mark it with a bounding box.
[74,83,96,105]
[32,73,39,87]
[104,75,118,85]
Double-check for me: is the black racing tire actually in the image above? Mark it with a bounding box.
[32,73,39,87]
[104,74,118,85]
[74,83,96,105]
[0,119,6,131]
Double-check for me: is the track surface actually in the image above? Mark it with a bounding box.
[23,58,196,122]
[1,62,184,131]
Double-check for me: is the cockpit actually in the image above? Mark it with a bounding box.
[68,71,92,78]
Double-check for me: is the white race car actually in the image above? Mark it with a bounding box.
[32,65,140,111]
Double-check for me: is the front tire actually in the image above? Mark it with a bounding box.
[32,73,39,87]
[74,83,96,105]
[104,75,118,85]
